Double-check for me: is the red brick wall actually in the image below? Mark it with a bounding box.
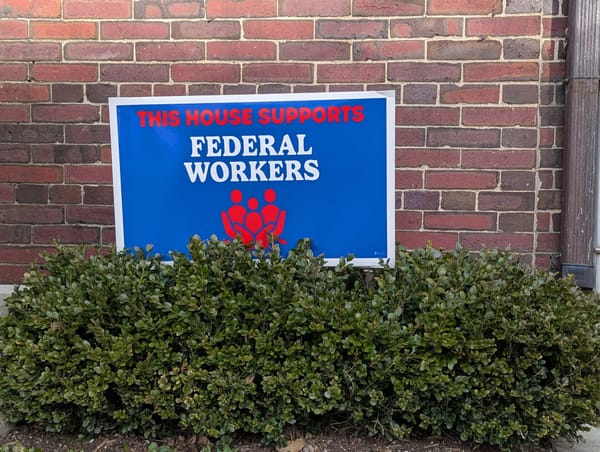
[0,0,567,282]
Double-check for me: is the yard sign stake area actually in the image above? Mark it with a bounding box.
[109,91,395,266]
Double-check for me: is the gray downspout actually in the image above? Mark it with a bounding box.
[560,0,600,289]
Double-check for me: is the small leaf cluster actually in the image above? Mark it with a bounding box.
[0,238,599,450]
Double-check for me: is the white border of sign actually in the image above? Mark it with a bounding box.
[109,91,395,267]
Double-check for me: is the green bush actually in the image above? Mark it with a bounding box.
[0,238,599,450]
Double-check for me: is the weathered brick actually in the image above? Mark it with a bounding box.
[424,212,496,230]
[464,62,539,82]
[293,85,327,93]
[506,0,542,13]
[403,84,437,104]
[543,17,567,37]
[500,171,535,190]
[154,84,187,96]
[0,42,61,61]
[391,18,462,38]
[504,38,540,59]
[32,144,100,164]
[537,190,561,209]
[354,0,424,15]
[172,20,240,39]
[317,63,385,83]
[207,41,276,60]
[100,64,168,82]
[542,62,566,82]
[120,84,152,97]
[32,63,98,82]
[0,83,49,102]
[65,42,133,61]
[33,225,99,244]
[223,84,256,95]
[479,192,534,210]
[64,0,131,19]
[0,145,30,163]
[65,165,112,184]
[243,20,313,40]
[0,124,64,143]
[389,63,460,82]
[0,184,15,203]
[206,0,275,18]
[462,150,536,169]
[49,185,82,204]
[428,128,501,148]
[52,84,84,102]
[396,211,422,229]
[428,40,502,60]
[280,0,350,16]
[0,165,62,183]
[440,84,499,104]
[502,128,538,148]
[0,105,28,123]
[16,184,48,203]
[0,205,63,224]
[281,42,350,61]
[0,264,29,283]
[428,0,501,15]
[404,191,440,210]
[257,84,290,94]
[137,42,204,61]
[0,63,27,81]
[66,205,114,224]
[33,104,99,123]
[460,232,533,252]
[31,21,97,39]
[86,84,118,103]
[83,185,113,205]
[540,148,562,168]
[396,128,426,147]
[463,107,537,127]
[503,85,538,104]
[134,0,204,19]
[102,227,115,245]
[396,231,458,250]
[536,232,560,252]
[244,63,312,83]
[441,191,476,210]
[397,107,459,126]
[396,170,423,189]
[1,0,61,17]
[0,225,30,243]
[467,17,540,36]
[396,149,460,168]
[426,171,497,189]
[172,63,240,82]
[0,19,28,38]
[188,84,222,95]
[317,20,387,39]
[101,21,168,39]
[499,212,534,232]
[354,41,424,60]
[65,125,110,144]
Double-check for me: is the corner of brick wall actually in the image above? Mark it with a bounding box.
[0,0,567,282]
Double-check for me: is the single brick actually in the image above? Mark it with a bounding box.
[280,42,350,61]
[543,16,567,37]
[462,150,536,169]
[506,0,542,13]
[441,191,476,210]
[49,185,82,204]
[396,128,426,146]
[65,42,133,61]
[428,128,500,148]
[83,185,113,205]
[396,107,459,126]
[424,212,496,230]
[31,21,97,39]
[172,63,240,82]
[0,165,62,183]
[32,104,99,123]
[257,84,291,94]
[65,165,113,184]
[395,170,423,189]
[354,41,424,60]
[403,84,437,104]
[66,205,115,224]
[464,62,539,82]
[102,227,115,245]
[206,0,275,18]
[244,20,313,40]
[391,18,462,38]
[396,231,458,250]
[503,85,538,104]
[64,0,131,19]
[120,84,152,97]
[462,107,537,126]
[428,40,502,60]
[425,171,498,189]
[0,264,31,283]
[317,20,387,39]
[172,20,240,39]
[0,145,30,163]
[86,84,118,103]
[280,0,350,16]
[223,84,256,94]
[1,0,60,17]
[137,42,204,61]
[460,232,533,252]
[542,62,566,82]
[16,184,48,204]
[0,105,28,122]
[0,205,63,224]
[536,232,560,252]
[0,124,64,143]
[317,63,385,83]
[440,84,499,104]
[354,0,424,16]
[207,41,276,60]
[504,38,540,59]
[52,84,84,102]
[537,190,561,209]
[396,211,422,229]
[500,171,535,190]
[0,83,50,102]
[33,225,99,244]
[244,63,312,83]
[134,0,204,19]
[499,212,534,232]
[100,64,168,82]
[0,63,27,81]
[428,0,501,15]
[154,84,187,96]
[0,19,28,38]
[33,144,100,164]
[0,225,30,243]
[101,21,168,39]
[0,42,61,61]
[65,125,110,144]
[32,63,98,82]
[389,62,461,82]
[540,148,562,168]
[404,190,440,210]
[396,148,460,168]
[467,17,540,36]
[189,84,221,95]
[478,191,535,211]
[502,128,538,148]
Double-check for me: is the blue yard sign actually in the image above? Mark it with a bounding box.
[109,91,395,266]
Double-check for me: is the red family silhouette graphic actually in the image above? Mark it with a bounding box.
[221,188,287,248]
